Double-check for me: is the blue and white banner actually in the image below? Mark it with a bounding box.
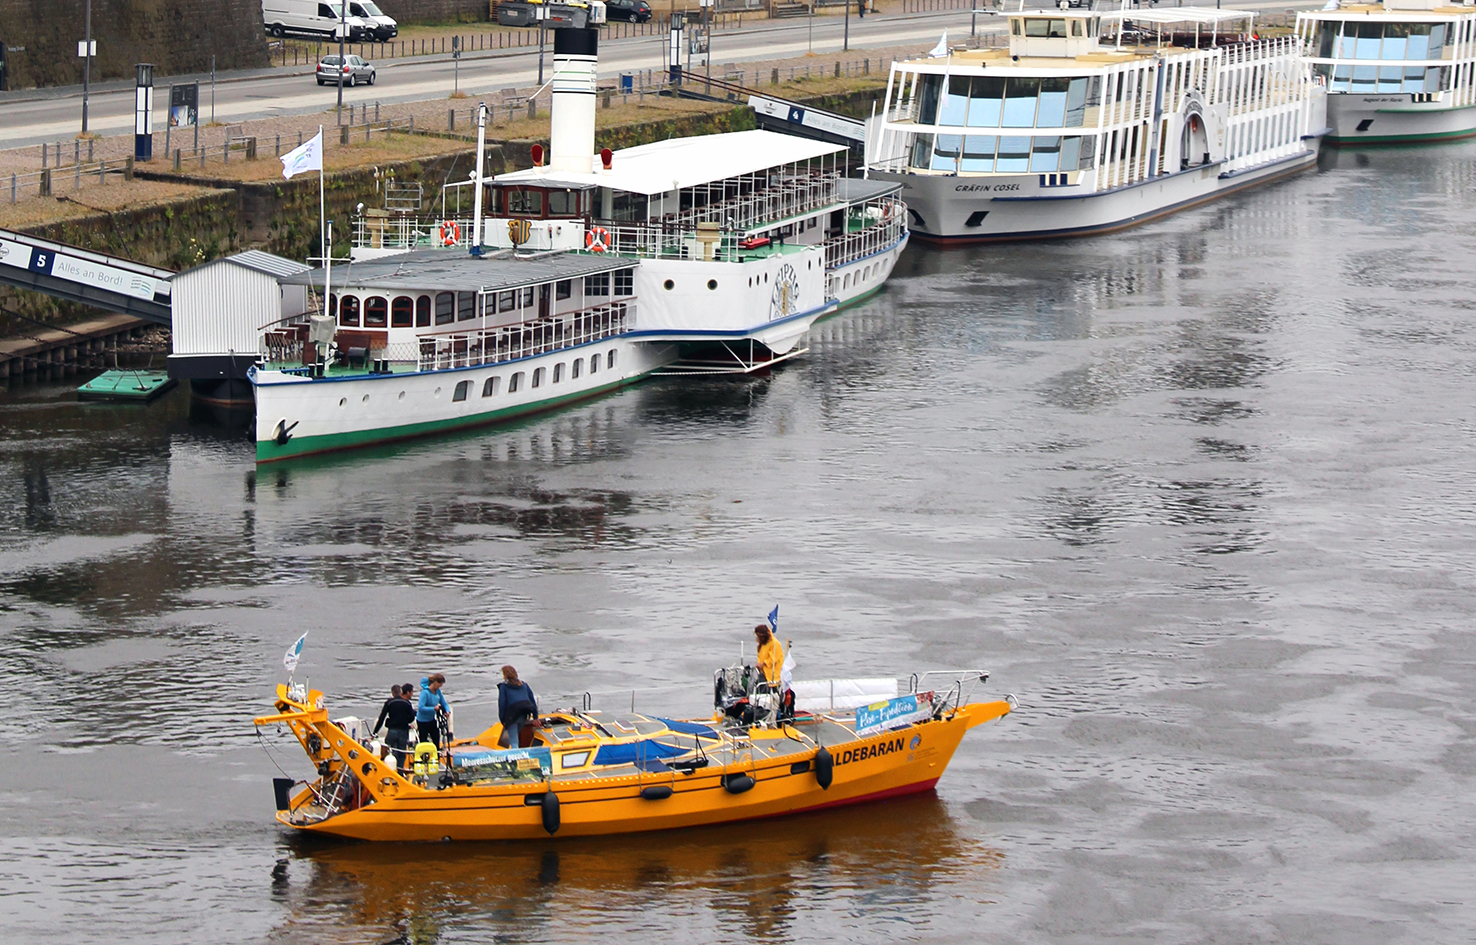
[283,631,308,673]
[453,745,553,780]
[854,693,931,737]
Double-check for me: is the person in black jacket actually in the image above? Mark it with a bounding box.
[497,665,539,749]
[372,684,417,773]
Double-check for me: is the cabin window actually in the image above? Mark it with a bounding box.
[918,73,943,124]
[608,190,644,223]
[1010,17,1021,36]
[483,376,499,397]
[584,273,610,296]
[556,280,572,300]
[435,292,455,325]
[939,76,970,126]
[508,371,523,393]
[1071,19,1082,37]
[532,367,545,388]
[1023,18,1068,39]
[498,290,516,313]
[607,348,617,369]
[457,292,476,321]
[996,136,1032,173]
[453,380,470,402]
[339,295,360,327]
[416,295,431,327]
[931,134,961,172]
[364,297,387,329]
[965,76,1003,127]
[548,190,578,216]
[1002,77,1040,128]
[613,269,633,295]
[391,296,414,328]
[960,135,995,172]
[572,358,583,379]
[844,274,851,289]
[522,287,535,307]
[909,133,935,170]
[590,353,600,373]
[1029,136,1062,172]
[327,294,338,318]
[553,363,564,383]
[507,189,544,215]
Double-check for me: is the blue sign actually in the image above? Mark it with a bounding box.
[453,745,553,780]
[855,694,921,736]
[787,106,806,124]
[29,249,54,275]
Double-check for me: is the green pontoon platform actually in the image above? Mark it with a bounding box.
[77,370,178,403]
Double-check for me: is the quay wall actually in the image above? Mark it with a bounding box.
[371,0,487,25]
[0,0,268,90]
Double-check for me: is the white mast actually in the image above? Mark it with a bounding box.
[471,102,489,256]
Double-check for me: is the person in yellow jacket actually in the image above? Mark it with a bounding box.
[754,623,785,686]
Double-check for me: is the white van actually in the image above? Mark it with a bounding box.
[346,1,397,40]
[262,0,373,41]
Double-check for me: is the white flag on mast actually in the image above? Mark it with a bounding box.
[928,30,949,58]
[280,131,324,179]
[283,631,308,673]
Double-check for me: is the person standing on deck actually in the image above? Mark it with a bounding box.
[754,624,785,687]
[417,674,450,750]
[372,684,416,773]
[497,665,539,748]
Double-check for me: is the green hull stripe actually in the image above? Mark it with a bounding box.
[256,374,645,463]
[1329,126,1476,145]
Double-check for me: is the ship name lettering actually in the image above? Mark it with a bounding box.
[835,737,906,766]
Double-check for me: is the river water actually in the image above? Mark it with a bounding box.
[2,141,1474,944]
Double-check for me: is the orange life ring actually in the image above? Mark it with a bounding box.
[585,225,610,253]
[439,221,461,246]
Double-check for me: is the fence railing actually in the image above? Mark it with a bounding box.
[824,197,907,272]
[6,159,133,204]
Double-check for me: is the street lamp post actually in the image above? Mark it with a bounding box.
[337,1,346,124]
[81,0,92,134]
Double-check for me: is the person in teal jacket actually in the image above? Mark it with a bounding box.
[416,673,450,749]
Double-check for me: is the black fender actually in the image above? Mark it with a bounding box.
[723,773,755,794]
[541,791,560,834]
[640,785,673,800]
[814,746,833,790]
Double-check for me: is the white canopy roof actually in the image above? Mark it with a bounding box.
[1097,8,1256,24]
[495,129,847,196]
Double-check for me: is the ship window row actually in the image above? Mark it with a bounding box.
[1010,16,1089,39]
[919,74,1102,129]
[1312,21,1451,61]
[328,284,601,329]
[583,269,635,297]
[456,351,616,398]
[910,133,1097,174]
[1314,63,1448,94]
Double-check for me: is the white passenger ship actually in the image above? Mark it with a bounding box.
[248,4,906,463]
[866,6,1327,241]
[1296,0,1476,143]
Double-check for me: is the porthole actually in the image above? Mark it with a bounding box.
[663,279,674,291]
[707,279,718,290]
[434,387,442,397]
[764,273,769,283]
[607,348,617,369]
[397,391,406,401]
[361,394,369,402]
[338,397,346,407]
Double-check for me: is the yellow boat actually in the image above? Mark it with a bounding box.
[253,671,1014,842]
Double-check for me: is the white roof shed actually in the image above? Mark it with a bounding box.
[171,251,310,357]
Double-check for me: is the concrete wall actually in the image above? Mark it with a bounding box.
[0,0,268,90]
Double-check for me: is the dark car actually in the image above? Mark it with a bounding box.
[606,0,652,22]
[316,54,376,86]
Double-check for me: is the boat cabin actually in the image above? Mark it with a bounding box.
[267,250,636,377]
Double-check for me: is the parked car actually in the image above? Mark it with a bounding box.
[264,0,372,40]
[606,0,652,22]
[347,0,398,40]
[317,54,376,86]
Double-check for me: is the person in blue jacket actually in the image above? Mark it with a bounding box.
[497,665,538,748]
[417,673,450,749]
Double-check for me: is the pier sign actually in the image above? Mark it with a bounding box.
[0,237,34,271]
[27,249,164,302]
[855,693,932,736]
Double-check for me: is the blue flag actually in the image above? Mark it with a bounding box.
[768,605,779,632]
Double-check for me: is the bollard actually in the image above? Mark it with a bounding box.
[174,148,181,171]
[340,124,350,144]
[527,100,536,120]
[835,62,841,78]
[449,108,455,131]
[10,174,14,204]
[602,92,611,109]
[375,101,380,121]
[864,58,869,75]
[200,148,205,168]
[99,161,106,184]
[75,139,80,164]
[88,138,94,162]
[247,138,257,160]
[40,168,51,196]
[365,124,370,142]
[276,133,281,156]
[124,156,134,181]
[75,162,80,190]
[772,68,778,85]
[41,143,47,169]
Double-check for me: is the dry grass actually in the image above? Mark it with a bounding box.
[0,181,230,230]
[169,133,471,183]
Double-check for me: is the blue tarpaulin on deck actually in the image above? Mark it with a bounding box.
[593,740,688,766]
[657,718,719,739]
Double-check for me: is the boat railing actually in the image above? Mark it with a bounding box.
[261,300,634,373]
[823,198,907,272]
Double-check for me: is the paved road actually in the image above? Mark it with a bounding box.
[2,0,1318,150]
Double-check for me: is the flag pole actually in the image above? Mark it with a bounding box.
[318,124,325,269]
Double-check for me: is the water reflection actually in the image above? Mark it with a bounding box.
[271,793,999,944]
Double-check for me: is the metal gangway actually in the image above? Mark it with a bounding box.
[0,227,173,327]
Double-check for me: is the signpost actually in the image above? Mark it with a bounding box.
[669,12,683,86]
[166,83,199,157]
[134,63,154,161]
[452,35,461,96]
[80,0,94,133]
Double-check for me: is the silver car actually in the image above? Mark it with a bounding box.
[316,54,376,86]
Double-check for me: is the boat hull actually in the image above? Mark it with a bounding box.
[1324,93,1476,145]
[873,149,1320,244]
[252,336,674,463]
[279,702,1006,842]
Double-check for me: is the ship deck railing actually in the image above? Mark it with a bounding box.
[823,198,908,270]
[260,300,633,376]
